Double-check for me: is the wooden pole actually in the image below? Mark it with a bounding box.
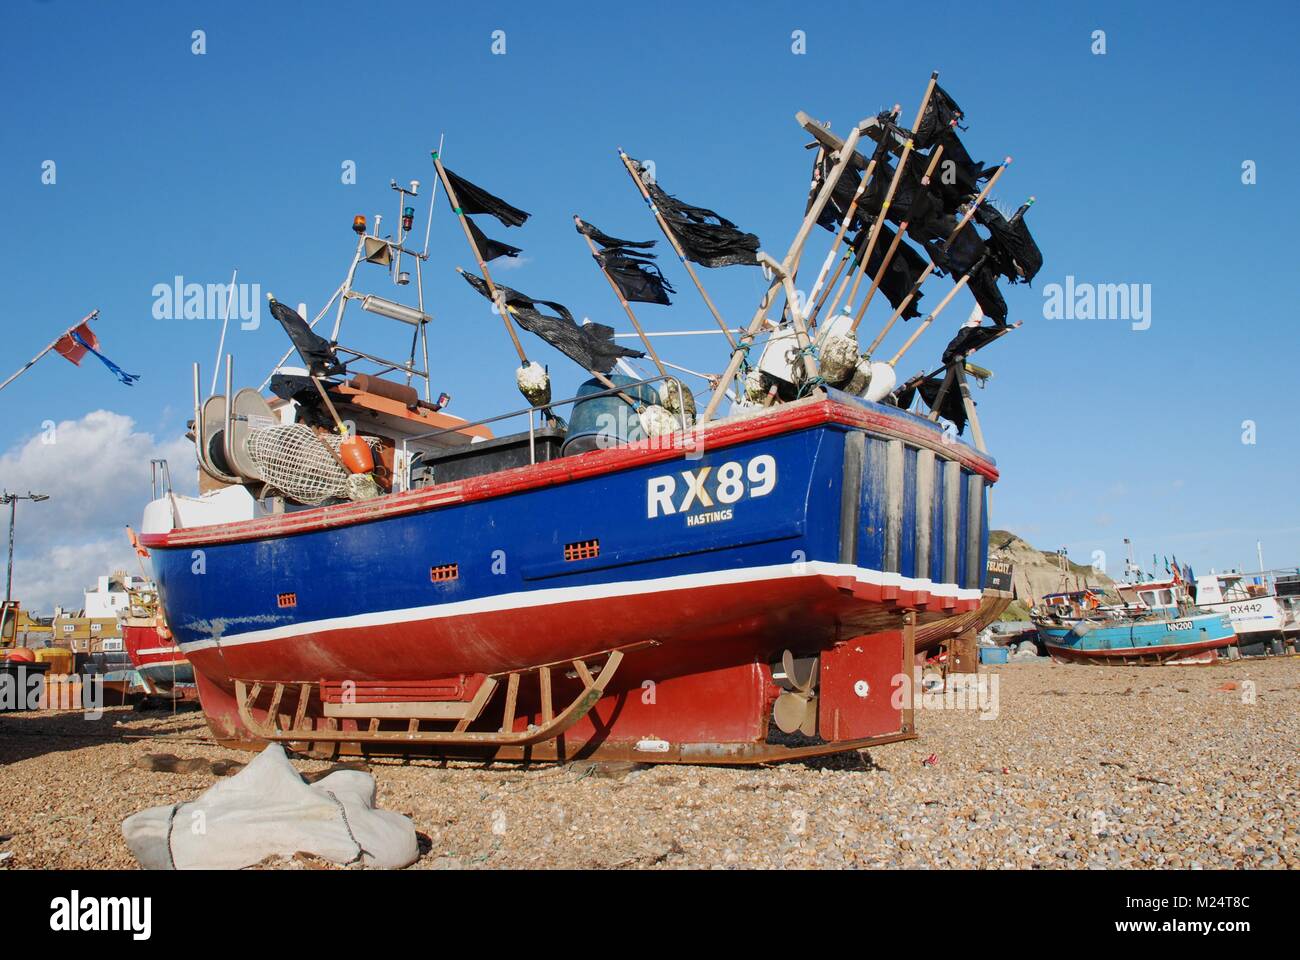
[431,152,529,364]
[0,311,98,395]
[574,216,666,378]
[867,158,1012,350]
[808,136,896,329]
[699,122,865,422]
[617,150,737,350]
[802,107,900,331]
[840,73,939,319]
[852,144,945,337]
[887,260,980,367]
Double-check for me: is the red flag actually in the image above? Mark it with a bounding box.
[53,320,99,366]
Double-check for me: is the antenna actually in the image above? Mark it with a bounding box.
[209,268,237,397]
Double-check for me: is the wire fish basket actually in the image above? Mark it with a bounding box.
[246,424,381,505]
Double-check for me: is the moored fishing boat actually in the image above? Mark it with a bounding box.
[137,82,1041,762]
[1033,581,1234,665]
[120,582,194,695]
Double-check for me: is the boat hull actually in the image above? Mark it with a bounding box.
[143,392,1001,761]
[1038,612,1234,665]
[122,622,195,691]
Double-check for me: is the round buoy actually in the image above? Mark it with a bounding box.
[819,332,859,385]
[658,378,696,424]
[338,435,374,474]
[638,404,678,438]
[516,362,551,407]
[862,362,897,401]
[2,647,36,663]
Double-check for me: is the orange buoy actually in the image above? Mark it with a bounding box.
[338,435,374,474]
[2,647,36,663]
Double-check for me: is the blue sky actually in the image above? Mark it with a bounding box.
[2,0,1298,609]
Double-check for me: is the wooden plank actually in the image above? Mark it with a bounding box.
[915,448,935,577]
[324,700,472,720]
[454,676,498,733]
[943,461,961,584]
[572,659,595,688]
[501,672,520,734]
[539,666,553,724]
[796,112,909,171]
[965,473,985,589]
[292,683,311,732]
[884,440,904,574]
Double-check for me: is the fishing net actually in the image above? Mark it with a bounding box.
[245,424,382,505]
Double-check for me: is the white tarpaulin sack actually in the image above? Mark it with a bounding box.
[122,744,418,870]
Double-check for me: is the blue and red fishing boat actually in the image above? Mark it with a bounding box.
[137,95,1038,762]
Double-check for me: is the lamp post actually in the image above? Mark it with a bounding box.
[1,491,50,645]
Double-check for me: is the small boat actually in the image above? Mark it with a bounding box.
[121,583,194,694]
[1033,581,1234,665]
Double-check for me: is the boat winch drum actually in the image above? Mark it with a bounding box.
[561,375,659,456]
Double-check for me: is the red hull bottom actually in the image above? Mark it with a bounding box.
[190,573,997,764]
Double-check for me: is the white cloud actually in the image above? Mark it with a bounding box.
[0,410,193,614]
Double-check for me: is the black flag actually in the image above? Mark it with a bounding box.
[460,272,643,374]
[466,216,523,263]
[966,261,1009,326]
[268,298,346,377]
[632,158,761,268]
[850,222,926,320]
[444,167,530,228]
[914,84,965,151]
[576,218,675,306]
[942,323,1008,364]
[896,372,970,434]
[975,203,1043,284]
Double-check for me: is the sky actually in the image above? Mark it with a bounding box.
[1,0,1298,611]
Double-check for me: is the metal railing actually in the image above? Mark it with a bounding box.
[397,374,693,492]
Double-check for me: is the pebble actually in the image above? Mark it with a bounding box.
[0,657,1295,868]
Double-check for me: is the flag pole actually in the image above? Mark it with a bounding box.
[574,217,667,379]
[887,196,1030,369]
[617,150,738,350]
[0,310,98,395]
[887,265,980,367]
[803,106,900,332]
[848,144,945,340]
[700,122,866,422]
[430,152,529,365]
[840,73,939,320]
[865,158,1012,354]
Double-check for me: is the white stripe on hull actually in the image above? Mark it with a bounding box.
[177,560,982,653]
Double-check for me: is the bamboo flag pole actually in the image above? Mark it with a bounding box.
[431,152,529,364]
[700,122,865,423]
[0,310,98,395]
[617,150,737,350]
[887,196,1032,369]
[574,216,666,378]
[865,158,1012,354]
[887,262,980,366]
[802,106,900,332]
[851,144,945,333]
[840,73,939,319]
